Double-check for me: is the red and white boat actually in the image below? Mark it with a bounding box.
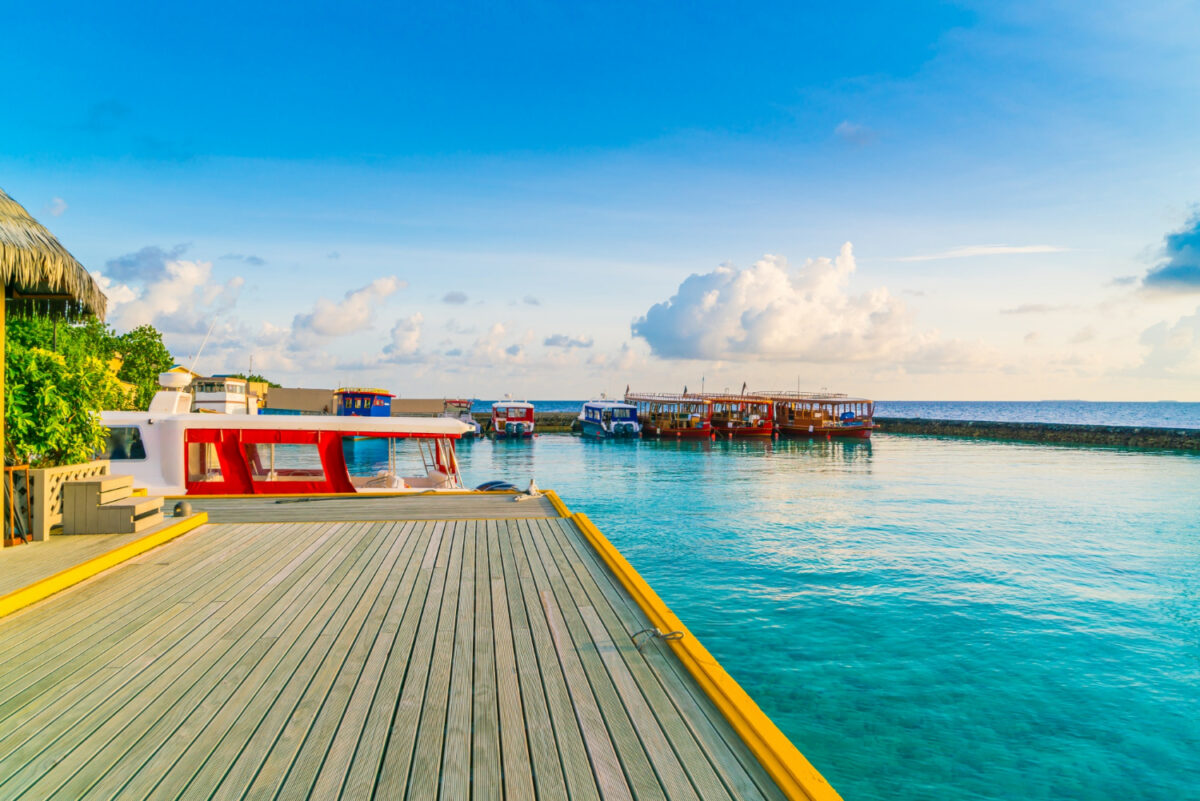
[99,373,472,496]
[491,400,535,439]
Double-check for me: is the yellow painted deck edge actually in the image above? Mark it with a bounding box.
[0,513,209,619]
[570,510,842,801]
[542,489,570,517]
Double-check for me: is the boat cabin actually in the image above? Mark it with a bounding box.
[441,399,481,436]
[491,401,535,438]
[99,375,471,496]
[336,387,394,417]
[754,391,875,439]
[192,376,257,415]
[579,400,641,438]
[624,393,712,438]
[702,394,774,437]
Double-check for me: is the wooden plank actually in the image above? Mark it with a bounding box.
[215,521,410,799]
[496,518,569,801]
[372,521,456,798]
[231,521,415,800]
[0,521,256,655]
[337,521,449,799]
[524,518,669,801]
[397,521,466,799]
[472,519,502,801]
[201,522,443,799]
[12,522,370,799]
[132,521,423,800]
[540,586,636,801]
[0,522,366,799]
[439,520,476,800]
[488,519,536,801]
[541,519,740,801]
[505,518,602,801]
[301,520,429,799]
[0,524,300,750]
[185,493,556,523]
[552,518,787,801]
[529,518,696,801]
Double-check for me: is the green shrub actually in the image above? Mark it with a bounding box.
[5,344,126,467]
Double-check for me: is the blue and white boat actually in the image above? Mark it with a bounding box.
[579,399,641,439]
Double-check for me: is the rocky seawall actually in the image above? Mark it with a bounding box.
[874,417,1200,451]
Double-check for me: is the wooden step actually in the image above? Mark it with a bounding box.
[63,474,133,493]
[99,496,164,517]
[131,511,164,532]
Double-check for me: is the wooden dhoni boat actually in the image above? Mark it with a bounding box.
[699,393,775,437]
[624,392,713,438]
[754,390,875,439]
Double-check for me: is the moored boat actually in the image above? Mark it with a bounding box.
[491,399,535,438]
[99,373,471,495]
[754,390,875,438]
[335,387,394,417]
[624,392,713,438]
[700,393,775,437]
[578,399,641,438]
[440,398,481,436]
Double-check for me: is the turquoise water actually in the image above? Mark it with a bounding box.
[349,435,1200,800]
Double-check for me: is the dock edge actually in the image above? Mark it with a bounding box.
[565,503,843,801]
[0,512,209,619]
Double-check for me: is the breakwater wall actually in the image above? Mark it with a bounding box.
[472,411,579,433]
[875,417,1200,451]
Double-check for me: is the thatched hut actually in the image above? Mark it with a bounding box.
[2,187,108,541]
[1,189,107,318]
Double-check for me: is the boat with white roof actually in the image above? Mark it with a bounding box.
[99,372,472,496]
[578,399,641,438]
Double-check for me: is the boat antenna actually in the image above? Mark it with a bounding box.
[188,316,220,377]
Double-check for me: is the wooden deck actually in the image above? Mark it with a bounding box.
[0,518,191,598]
[183,492,557,523]
[0,514,790,800]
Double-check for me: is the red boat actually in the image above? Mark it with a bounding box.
[754,391,875,439]
[701,394,775,437]
[100,374,473,495]
[624,392,713,438]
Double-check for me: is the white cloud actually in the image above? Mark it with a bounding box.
[544,333,594,348]
[632,243,982,368]
[383,313,424,360]
[1134,306,1200,377]
[46,197,68,217]
[102,258,243,334]
[292,276,404,338]
[897,244,1072,262]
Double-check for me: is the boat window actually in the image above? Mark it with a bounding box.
[101,426,146,460]
[268,444,326,481]
[186,442,223,483]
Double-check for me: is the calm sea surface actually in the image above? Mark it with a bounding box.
[348,434,1200,800]
[473,400,1200,429]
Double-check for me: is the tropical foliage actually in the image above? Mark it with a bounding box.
[4,313,174,466]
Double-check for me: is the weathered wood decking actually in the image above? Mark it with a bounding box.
[183,492,557,523]
[0,518,192,598]
[0,512,789,799]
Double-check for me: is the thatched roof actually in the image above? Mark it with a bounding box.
[0,188,106,319]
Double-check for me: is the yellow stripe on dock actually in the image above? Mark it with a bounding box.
[0,513,208,619]
[572,509,843,801]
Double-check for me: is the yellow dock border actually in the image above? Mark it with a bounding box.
[0,513,208,619]
[562,500,842,801]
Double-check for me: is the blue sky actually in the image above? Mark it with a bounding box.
[3,1,1199,399]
